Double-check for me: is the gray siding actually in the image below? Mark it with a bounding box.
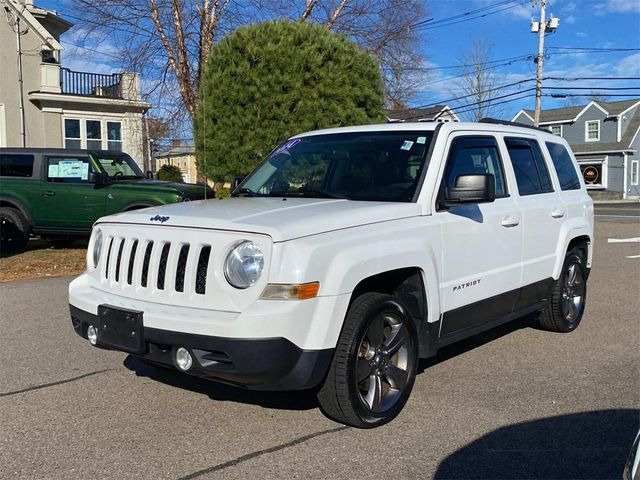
[607,154,625,192]
[560,104,618,145]
[513,112,534,126]
[620,104,639,139]
[627,124,640,197]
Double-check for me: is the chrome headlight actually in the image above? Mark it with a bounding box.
[224,241,264,289]
[92,228,103,268]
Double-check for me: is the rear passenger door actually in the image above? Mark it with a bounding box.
[543,141,587,221]
[436,134,523,338]
[503,136,563,306]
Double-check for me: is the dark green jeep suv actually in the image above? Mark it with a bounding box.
[0,148,213,252]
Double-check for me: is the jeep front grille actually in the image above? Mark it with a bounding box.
[102,236,211,296]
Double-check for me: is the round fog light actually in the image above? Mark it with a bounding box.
[175,347,193,371]
[87,325,98,346]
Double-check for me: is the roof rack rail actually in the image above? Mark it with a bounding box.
[479,117,550,133]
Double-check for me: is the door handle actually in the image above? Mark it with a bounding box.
[41,191,56,197]
[551,209,565,219]
[501,215,520,227]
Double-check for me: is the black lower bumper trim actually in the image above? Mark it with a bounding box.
[70,304,333,391]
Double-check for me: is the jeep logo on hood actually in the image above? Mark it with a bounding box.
[150,215,170,223]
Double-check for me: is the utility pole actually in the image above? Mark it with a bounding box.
[533,0,546,127]
[531,0,559,127]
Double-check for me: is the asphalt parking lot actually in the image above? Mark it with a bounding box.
[1,217,638,480]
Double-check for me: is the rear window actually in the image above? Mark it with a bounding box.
[0,154,34,177]
[505,138,553,196]
[546,142,581,190]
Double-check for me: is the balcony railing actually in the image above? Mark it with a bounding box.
[60,68,123,99]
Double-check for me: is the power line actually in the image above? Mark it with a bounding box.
[409,77,640,111]
[409,0,518,28]
[450,93,535,117]
[402,80,640,119]
[410,0,528,31]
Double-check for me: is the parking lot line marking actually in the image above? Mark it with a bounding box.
[607,237,640,243]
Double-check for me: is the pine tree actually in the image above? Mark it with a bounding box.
[194,20,385,182]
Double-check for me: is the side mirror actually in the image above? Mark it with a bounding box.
[441,174,496,207]
[232,175,246,190]
[93,172,109,188]
[146,170,153,179]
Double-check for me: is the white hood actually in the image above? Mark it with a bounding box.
[96,197,422,242]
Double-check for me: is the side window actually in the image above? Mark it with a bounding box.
[505,137,554,196]
[545,142,581,190]
[442,136,508,197]
[46,156,93,184]
[0,154,34,177]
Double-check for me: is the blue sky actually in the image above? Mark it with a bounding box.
[40,0,640,123]
[418,0,640,118]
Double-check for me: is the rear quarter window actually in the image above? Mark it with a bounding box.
[545,142,581,190]
[0,154,34,177]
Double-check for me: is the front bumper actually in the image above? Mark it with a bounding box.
[70,304,333,391]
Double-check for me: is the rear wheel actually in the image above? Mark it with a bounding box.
[539,249,587,332]
[317,292,418,428]
[0,207,29,254]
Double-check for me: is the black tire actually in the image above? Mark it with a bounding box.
[0,207,29,253]
[317,292,418,428]
[538,249,588,332]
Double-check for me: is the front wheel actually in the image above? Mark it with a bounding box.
[317,293,418,428]
[0,207,29,254]
[538,249,588,332]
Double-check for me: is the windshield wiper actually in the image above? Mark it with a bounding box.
[269,189,348,199]
[233,187,258,197]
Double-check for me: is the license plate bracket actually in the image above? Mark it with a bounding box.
[97,305,144,353]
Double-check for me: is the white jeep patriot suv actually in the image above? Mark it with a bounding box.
[69,120,593,428]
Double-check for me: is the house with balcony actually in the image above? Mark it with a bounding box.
[511,99,640,199]
[0,0,151,167]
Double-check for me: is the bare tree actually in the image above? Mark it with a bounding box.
[67,0,430,118]
[70,0,239,119]
[454,40,501,121]
[296,0,430,106]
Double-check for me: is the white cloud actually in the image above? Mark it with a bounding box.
[594,0,640,15]
[60,27,121,74]
[615,52,640,76]
[564,15,577,24]
[575,31,588,37]
[562,2,577,13]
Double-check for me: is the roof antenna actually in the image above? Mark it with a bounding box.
[203,84,208,199]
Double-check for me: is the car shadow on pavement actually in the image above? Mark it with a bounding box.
[123,315,540,412]
[122,355,319,410]
[418,314,535,373]
[434,409,639,479]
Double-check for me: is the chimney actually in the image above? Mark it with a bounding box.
[171,139,181,149]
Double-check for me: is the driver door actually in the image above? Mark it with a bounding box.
[37,155,107,230]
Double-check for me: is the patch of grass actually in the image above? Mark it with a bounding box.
[0,239,88,282]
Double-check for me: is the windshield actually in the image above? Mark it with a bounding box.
[94,152,144,179]
[240,131,434,202]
